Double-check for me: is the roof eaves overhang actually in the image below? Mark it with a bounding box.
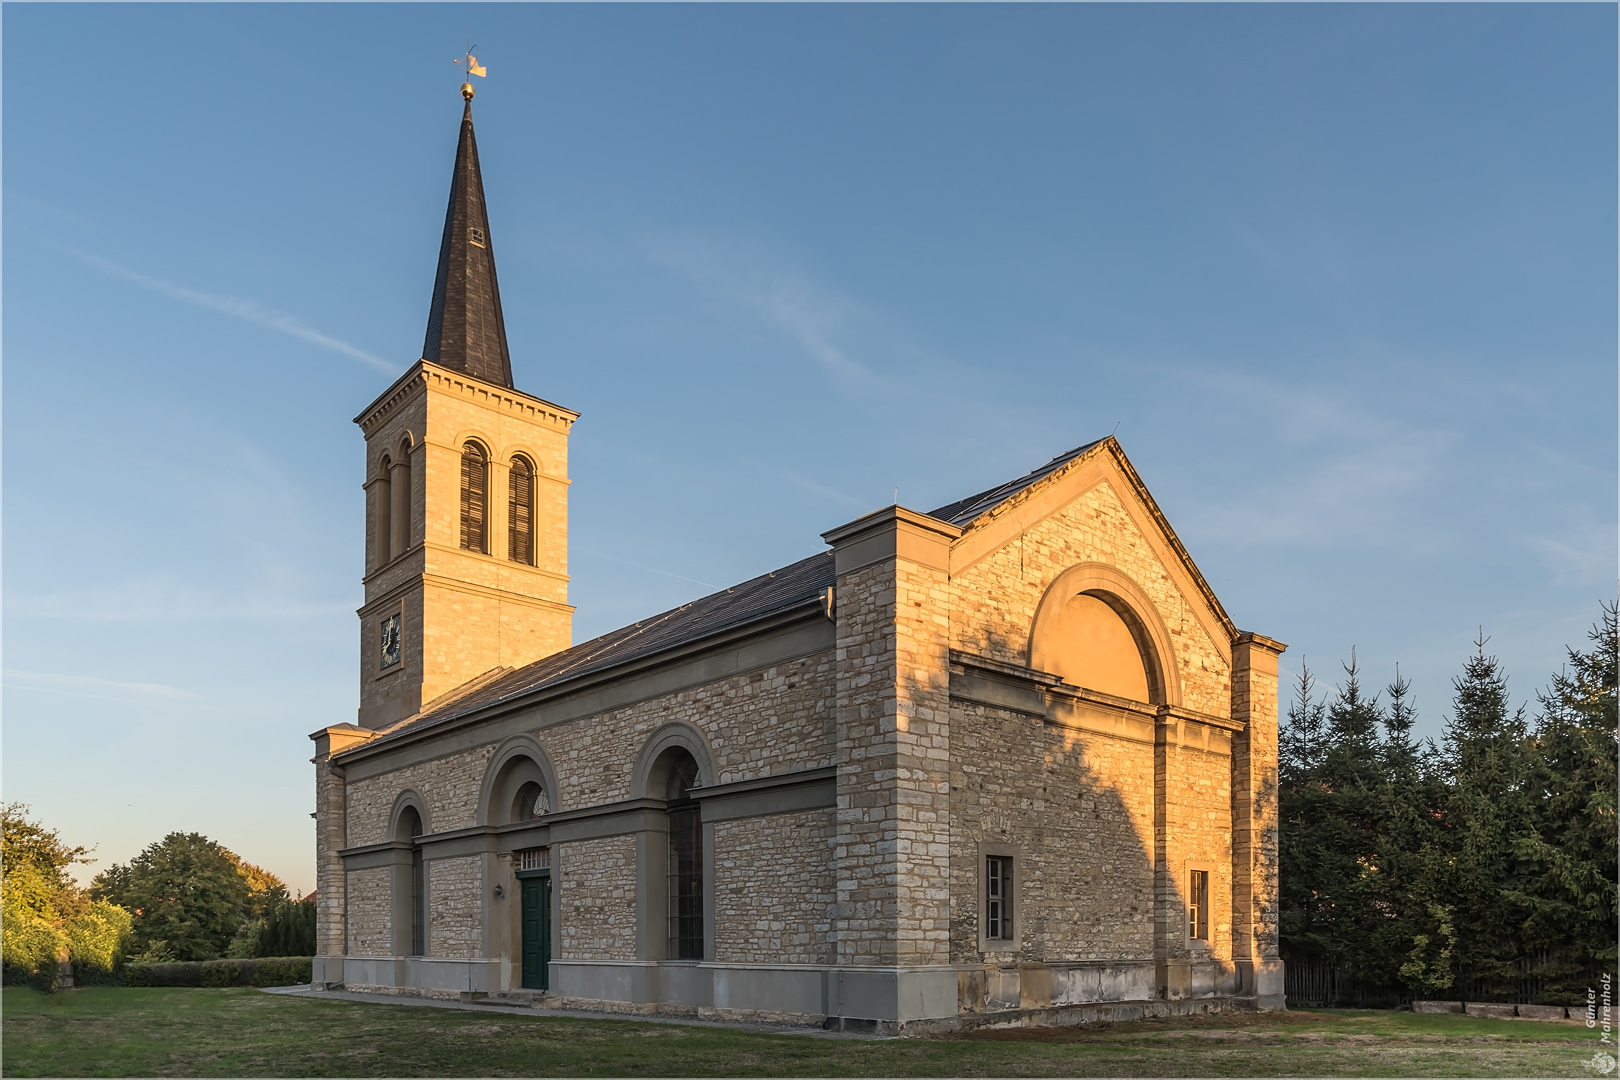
[332,593,830,766]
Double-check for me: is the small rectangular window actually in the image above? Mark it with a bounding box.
[469,226,486,247]
[1189,869,1209,940]
[517,848,550,873]
[985,855,1014,941]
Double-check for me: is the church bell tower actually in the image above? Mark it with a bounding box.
[352,83,576,730]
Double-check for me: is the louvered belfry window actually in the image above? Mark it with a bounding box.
[509,456,534,566]
[460,442,488,553]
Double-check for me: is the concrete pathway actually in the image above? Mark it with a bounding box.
[259,985,887,1040]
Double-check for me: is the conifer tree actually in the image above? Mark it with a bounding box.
[1279,662,1333,964]
[1434,632,1532,998]
[1513,603,1619,1002]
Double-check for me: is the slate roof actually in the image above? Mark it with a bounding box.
[421,98,514,389]
[927,440,1103,527]
[354,441,1103,751]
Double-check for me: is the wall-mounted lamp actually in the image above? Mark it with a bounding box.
[493,883,504,899]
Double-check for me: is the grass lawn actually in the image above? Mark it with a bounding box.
[1,986,1597,1078]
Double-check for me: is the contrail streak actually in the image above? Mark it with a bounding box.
[73,250,396,374]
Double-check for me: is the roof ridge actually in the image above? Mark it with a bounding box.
[928,438,1105,527]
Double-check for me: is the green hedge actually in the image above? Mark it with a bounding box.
[125,957,312,988]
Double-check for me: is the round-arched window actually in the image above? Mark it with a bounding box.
[508,456,534,566]
[513,781,550,821]
[460,442,488,553]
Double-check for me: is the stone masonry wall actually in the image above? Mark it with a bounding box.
[346,744,496,847]
[347,654,833,857]
[833,553,952,967]
[1155,722,1235,965]
[712,809,837,965]
[314,758,347,957]
[557,835,638,961]
[1231,639,1282,966]
[428,855,482,958]
[951,479,1230,718]
[948,700,1157,964]
[345,867,392,956]
[543,654,835,811]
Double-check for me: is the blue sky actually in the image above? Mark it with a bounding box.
[5,4,1614,893]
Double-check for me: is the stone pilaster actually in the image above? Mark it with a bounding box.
[1231,631,1286,1008]
[310,724,374,988]
[822,507,960,1025]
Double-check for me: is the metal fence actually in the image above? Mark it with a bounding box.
[1285,950,1595,1008]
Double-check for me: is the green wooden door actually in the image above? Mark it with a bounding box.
[520,876,550,990]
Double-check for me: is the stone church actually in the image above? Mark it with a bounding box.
[309,86,1287,1031]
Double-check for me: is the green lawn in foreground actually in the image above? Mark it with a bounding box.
[0,986,1596,1078]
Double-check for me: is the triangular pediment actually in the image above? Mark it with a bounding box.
[941,437,1237,661]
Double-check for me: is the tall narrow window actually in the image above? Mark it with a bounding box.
[397,806,426,957]
[985,856,1014,941]
[389,444,411,560]
[659,749,703,960]
[508,456,534,566]
[1189,869,1209,941]
[459,442,488,553]
[668,806,702,959]
[375,456,392,568]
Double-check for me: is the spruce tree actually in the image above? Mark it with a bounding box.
[1435,631,1532,999]
[1279,662,1332,965]
[1513,603,1619,1003]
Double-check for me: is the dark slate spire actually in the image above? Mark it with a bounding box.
[421,91,514,388]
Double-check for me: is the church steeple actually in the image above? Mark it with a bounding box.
[421,88,514,389]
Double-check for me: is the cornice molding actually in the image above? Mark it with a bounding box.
[354,363,429,435]
[354,361,581,437]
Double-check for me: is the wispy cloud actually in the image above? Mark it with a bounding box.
[1165,367,1461,550]
[8,578,351,624]
[72,250,395,374]
[576,549,716,589]
[5,670,200,703]
[757,465,870,509]
[645,232,870,379]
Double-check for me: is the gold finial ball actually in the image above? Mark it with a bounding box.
[461,82,475,102]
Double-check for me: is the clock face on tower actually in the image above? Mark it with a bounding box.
[380,613,402,670]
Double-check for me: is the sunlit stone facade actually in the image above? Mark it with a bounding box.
[308,92,1285,1033]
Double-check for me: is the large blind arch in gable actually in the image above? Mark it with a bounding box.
[1028,563,1181,708]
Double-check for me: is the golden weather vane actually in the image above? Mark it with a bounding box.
[454,43,487,101]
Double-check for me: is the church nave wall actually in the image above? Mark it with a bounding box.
[711,809,837,966]
[345,867,393,957]
[346,744,495,847]
[428,855,483,958]
[557,835,638,961]
[947,700,1158,966]
[536,653,837,811]
[1153,725,1236,967]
